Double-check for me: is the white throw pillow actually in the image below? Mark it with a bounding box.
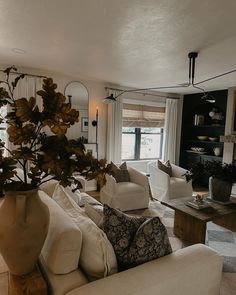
[39,179,59,197]
[84,203,104,227]
[64,185,81,204]
[52,184,118,280]
[39,191,83,274]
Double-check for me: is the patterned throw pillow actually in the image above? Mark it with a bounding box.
[110,161,130,183]
[102,205,172,270]
[157,160,172,177]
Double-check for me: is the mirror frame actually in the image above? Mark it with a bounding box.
[64,81,89,140]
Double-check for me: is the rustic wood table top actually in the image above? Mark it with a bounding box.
[161,197,236,222]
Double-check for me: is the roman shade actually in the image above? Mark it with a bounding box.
[122,103,165,128]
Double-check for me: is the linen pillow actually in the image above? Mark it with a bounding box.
[39,191,83,274]
[110,161,130,183]
[102,205,172,270]
[84,203,104,227]
[64,185,81,204]
[52,184,118,280]
[158,160,172,177]
[39,179,59,197]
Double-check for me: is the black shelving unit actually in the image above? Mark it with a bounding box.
[179,89,228,185]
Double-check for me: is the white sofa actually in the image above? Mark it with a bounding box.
[100,167,150,211]
[39,183,223,295]
[148,161,193,201]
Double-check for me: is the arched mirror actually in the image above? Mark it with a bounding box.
[64,81,89,141]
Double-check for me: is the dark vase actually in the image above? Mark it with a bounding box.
[209,176,232,202]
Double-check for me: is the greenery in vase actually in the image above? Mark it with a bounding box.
[0,66,107,193]
[184,160,236,184]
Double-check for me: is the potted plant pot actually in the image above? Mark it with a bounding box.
[0,189,49,275]
[209,176,232,202]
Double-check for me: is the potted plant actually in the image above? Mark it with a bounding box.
[184,161,236,202]
[0,66,106,275]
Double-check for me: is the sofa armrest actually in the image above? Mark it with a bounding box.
[67,244,223,295]
[171,164,188,179]
[149,162,170,189]
[128,167,149,188]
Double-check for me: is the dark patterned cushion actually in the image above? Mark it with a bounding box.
[102,205,172,270]
[157,160,172,177]
[110,162,130,183]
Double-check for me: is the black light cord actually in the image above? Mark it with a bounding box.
[105,52,236,102]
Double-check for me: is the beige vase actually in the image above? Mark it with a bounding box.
[0,189,49,275]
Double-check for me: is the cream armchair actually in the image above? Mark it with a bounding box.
[148,161,192,201]
[100,167,150,211]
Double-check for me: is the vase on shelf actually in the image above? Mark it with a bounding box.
[213,147,222,156]
[0,189,49,275]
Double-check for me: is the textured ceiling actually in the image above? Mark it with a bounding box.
[1,0,236,93]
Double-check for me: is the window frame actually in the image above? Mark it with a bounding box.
[122,127,164,161]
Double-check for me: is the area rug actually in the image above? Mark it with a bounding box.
[127,200,236,273]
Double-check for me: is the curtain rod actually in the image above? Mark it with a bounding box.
[0,69,47,79]
[105,87,179,100]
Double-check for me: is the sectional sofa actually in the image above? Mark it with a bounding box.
[39,181,223,295]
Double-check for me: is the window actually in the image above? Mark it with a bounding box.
[122,127,163,160]
[122,103,165,160]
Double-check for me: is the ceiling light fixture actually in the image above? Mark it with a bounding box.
[12,48,26,54]
[104,52,236,103]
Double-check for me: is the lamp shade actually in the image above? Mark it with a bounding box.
[103,94,117,104]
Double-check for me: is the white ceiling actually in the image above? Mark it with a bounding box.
[1,0,236,94]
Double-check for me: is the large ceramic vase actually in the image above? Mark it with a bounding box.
[0,189,49,275]
[209,176,232,202]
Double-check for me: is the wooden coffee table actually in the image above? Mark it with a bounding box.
[161,197,236,244]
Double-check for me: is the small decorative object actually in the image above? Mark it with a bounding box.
[209,137,218,142]
[184,161,236,202]
[81,117,88,132]
[0,67,107,275]
[190,147,205,152]
[197,136,208,141]
[209,108,224,125]
[186,197,210,210]
[193,114,204,126]
[194,194,204,204]
[213,147,222,156]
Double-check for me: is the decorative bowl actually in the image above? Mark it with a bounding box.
[190,147,205,152]
[197,136,208,141]
[208,137,218,142]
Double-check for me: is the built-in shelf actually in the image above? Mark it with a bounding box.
[185,140,223,144]
[180,89,228,185]
[185,151,223,159]
[184,125,225,128]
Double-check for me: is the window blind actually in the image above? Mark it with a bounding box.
[122,103,165,128]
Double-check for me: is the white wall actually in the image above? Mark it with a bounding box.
[0,65,183,165]
[0,65,108,159]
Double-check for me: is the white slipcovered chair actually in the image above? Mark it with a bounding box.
[100,167,150,211]
[148,161,192,201]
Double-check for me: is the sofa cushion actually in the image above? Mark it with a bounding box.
[85,203,104,227]
[39,190,83,274]
[103,205,172,270]
[116,182,146,195]
[64,185,81,204]
[158,160,172,177]
[52,184,118,280]
[110,162,130,183]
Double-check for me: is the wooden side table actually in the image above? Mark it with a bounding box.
[0,254,48,295]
